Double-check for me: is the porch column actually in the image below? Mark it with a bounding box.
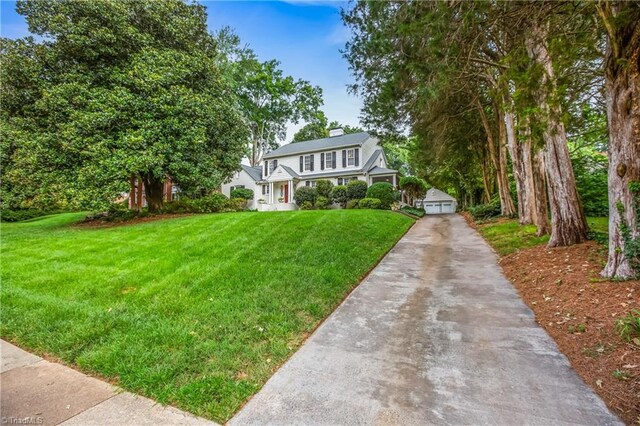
[269,182,274,204]
[392,174,397,188]
[289,180,293,203]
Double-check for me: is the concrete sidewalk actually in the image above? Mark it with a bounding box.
[0,340,215,426]
[230,214,621,425]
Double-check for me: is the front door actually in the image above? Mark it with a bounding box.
[284,184,289,203]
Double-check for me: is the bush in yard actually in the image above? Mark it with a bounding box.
[346,199,360,209]
[300,201,314,210]
[1,209,65,222]
[193,193,229,213]
[294,186,317,206]
[316,196,329,210]
[316,180,333,201]
[346,180,367,200]
[366,182,394,209]
[230,188,254,201]
[468,197,501,221]
[359,198,381,209]
[161,198,198,214]
[400,206,425,218]
[331,185,348,207]
[226,198,246,212]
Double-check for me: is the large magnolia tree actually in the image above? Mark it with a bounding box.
[1,0,248,211]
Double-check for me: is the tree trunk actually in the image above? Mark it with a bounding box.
[496,106,517,216]
[142,174,165,213]
[504,108,531,223]
[532,149,550,236]
[525,22,587,246]
[598,1,640,278]
[476,99,515,215]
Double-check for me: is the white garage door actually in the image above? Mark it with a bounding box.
[424,203,441,214]
[424,201,455,214]
[441,202,455,213]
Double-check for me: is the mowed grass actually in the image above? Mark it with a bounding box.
[477,216,608,256]
[1,210,413,422]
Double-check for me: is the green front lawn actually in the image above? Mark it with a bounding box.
[1,210,413,422]
[476,216,608,256]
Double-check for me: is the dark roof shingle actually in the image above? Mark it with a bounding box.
[263,132,371,159]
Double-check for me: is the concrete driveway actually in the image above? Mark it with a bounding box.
[231,214,620,425]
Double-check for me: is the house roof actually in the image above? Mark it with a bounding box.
[263,132,371,159]
[241,164,263,182]
[423,188,457,202]
[362,149,382,172]
[368,165,398,176]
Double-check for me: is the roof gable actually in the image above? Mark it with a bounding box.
[424,188,457,202]
[263,132,371,159]
[266,164,299,182]
[241,164,263,182]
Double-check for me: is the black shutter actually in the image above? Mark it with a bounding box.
[342,150,347,167]
[262,185,265,195]
[300,156,304,172]
[273,159,278,171]
[355,148,360,167]
[332,151,337,168]
[310,154,314,171]
[321,153,325,170]
[264,160,268,177]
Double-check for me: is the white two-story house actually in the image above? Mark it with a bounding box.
[221,130,398,210]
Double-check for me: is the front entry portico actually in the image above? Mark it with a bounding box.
[261,165,299,211]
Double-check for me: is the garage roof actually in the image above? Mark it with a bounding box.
[424,188,457,202]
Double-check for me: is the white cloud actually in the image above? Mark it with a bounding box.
[325,22,350,46]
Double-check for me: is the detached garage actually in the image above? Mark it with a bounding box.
[421,188,457,214]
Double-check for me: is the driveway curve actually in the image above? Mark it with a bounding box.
[230,214,620,425]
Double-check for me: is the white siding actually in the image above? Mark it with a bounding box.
[221,169,261,208]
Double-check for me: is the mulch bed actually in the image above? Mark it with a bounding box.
[498,240,639,424]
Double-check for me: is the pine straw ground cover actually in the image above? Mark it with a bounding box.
[464,213,640,424]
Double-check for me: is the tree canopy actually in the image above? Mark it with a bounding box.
[2,0,249,211]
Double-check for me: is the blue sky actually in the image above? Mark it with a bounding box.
[0,0,361,141]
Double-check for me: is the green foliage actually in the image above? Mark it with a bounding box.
[366,182,394,209]
[193,193,230,213]
[315,179,333,200]
[294,186,317,206]
[346,199,360,209]
[400,206,425,218]
[468,198,502,221]
[567,323,586,334]
[160,198,198,214]
[615,310,640,344]
[1,209,65,222]
[399,176,427,203]
[227,198,247,212]
[331,185,348,206]
[230,188,254,200]
[300,201,314,210]
[0,210,413,422]
[315,196,330,210]
[358,198,382,209]
[2,0,249,211]
[291,112,365,142]
[570,137,608,217]
[616,182,640,276]
[346,180,367,200]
